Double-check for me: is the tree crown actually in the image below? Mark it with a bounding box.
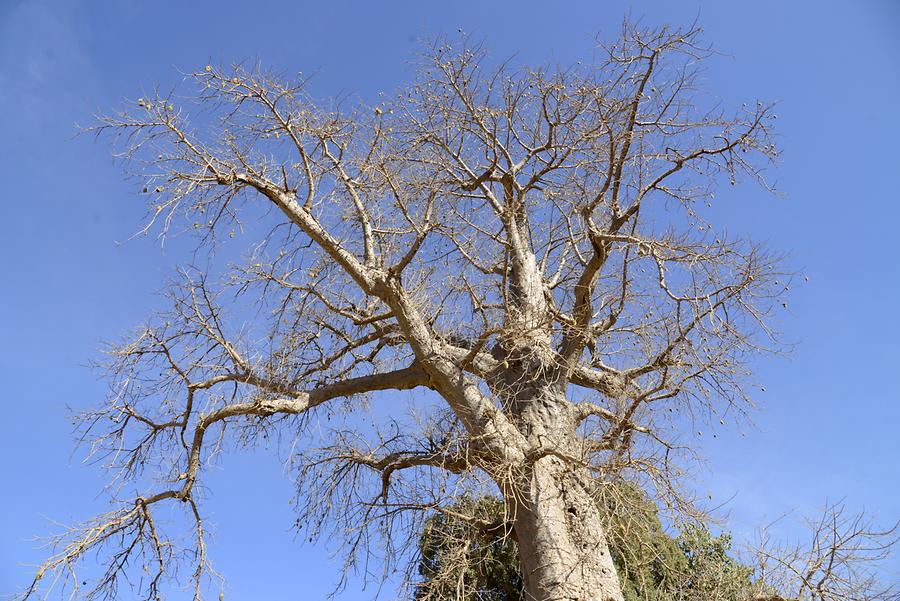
[19,23,811,601]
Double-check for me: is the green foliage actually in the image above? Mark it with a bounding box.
[414,484,754,601]
[603,483,689,601]
[416,496,521,601]
[672,523,754,600]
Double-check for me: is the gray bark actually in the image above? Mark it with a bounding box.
[490,358,625,601]
[512,458,624,601]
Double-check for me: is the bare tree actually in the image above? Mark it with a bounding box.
[748,503,900,601]
[20,22,799,601]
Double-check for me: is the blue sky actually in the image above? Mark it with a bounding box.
[1,0,898,599]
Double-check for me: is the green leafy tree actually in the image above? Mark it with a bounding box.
[416,496,522,601]
[414,482,753,601]
[672,524,753,600]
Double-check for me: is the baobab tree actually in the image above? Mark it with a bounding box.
[22,23,800,601]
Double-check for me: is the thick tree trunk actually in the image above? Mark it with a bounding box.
[488,346,625,600]
[510,456,624,601]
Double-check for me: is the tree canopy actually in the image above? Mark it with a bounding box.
[16,20,898,601]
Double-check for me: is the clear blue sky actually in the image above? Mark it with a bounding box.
[2,1,898,598]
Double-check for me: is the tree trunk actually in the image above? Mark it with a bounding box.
[488,349,625,600]
[510,456,624,601]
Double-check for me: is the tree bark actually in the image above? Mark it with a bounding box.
[493,371,625,601]
[511,457,624,601]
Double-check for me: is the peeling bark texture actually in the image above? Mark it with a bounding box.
[19,22,811,601]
